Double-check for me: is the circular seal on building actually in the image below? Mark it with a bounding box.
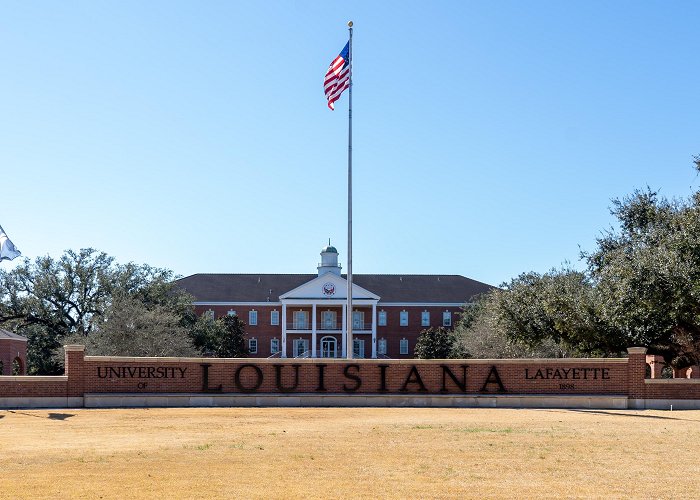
[322,282,336,296]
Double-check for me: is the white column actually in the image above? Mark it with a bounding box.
[281,303,287,358]
[341,303,347,358]
[371,302,377,358]
[311,303,317,358]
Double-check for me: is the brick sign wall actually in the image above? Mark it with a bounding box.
[62,345,639,396]
[2,346,700,408]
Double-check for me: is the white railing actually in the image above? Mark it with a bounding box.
[291,350,348,359]
[287,322,311,330]
[319,322,342,330]
[286,322,373,331]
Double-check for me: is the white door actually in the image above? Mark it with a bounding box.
[352,311,364,330]
[293,311,309,329]
[321,311,336,330]
[353,339,365,359]
[321,337,337,358]
[294,339,309,357]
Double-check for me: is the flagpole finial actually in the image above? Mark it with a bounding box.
[347,21,353,27]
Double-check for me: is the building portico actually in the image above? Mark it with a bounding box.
[279,272,379,359]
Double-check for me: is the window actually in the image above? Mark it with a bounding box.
[400,338,409,355]
[378,310,387,326]
[249,310,258,326]
[204,310,215,320]
[227,309,237,316]
[270,338,280,355]
[400,310,408,327]
[353,339,365,359]
[248,338,258,354]
[293,310,309,329]
[321,310,337,329]
[421,311,430,327]
[352,310,365,330]
[294,339,309,357]
[270,310,279,326]
[442,311,452,327]
[378,338,387,355]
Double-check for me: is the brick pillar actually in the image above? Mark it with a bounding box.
[16,340,27,375]
[627,347,648,407]
[646,354,664,379]
[64,345,86,398]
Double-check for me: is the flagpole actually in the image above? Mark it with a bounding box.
[346,20,354,359]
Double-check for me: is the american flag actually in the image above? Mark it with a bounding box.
[324,42,350,110]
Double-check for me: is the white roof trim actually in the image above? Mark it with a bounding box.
[194,301,464,307]
[279,274,380,300]
[193,302,282,307]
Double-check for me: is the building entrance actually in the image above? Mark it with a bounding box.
[321,337,337,358]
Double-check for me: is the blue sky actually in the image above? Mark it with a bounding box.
[1,1,699,286]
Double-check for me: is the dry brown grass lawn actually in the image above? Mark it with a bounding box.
[1,407,699,499]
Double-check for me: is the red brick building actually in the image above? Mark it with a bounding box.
[0,329,27,375]
[176,245,492,359]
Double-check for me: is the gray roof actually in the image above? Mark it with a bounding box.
[175,274,493,304]
[0,329,28,341]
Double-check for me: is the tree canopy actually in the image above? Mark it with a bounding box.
[414,327,462,359]
[585,188,700,367]
[0,248,196,373]
[189,314,248,358]
[459,161,700,368]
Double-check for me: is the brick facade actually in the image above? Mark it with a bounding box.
[197,304,461,359]
[0,333,27,375]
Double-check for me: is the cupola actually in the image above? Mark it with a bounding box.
[317,240,342,276]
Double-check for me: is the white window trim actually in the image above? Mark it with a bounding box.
[377,338,387,355]
[421,310,430,327]
[352,310,365,330]
[353,339,365,359]
[227,309,237,317]
[443,310,452,327]
[204,309,215,320]
[400,338,409,355]
[378,310,387,327]
[249,310,258,326]
[293,338,309,357]
[321,310,337,329]
[248,338,258,354]
[270,338,280,354]
[270,310,279,326]
[293,310,309,329]
[400,310,408,327]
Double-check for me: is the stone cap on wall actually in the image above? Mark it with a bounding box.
[64,345,86,352]
[82,354,629,365]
